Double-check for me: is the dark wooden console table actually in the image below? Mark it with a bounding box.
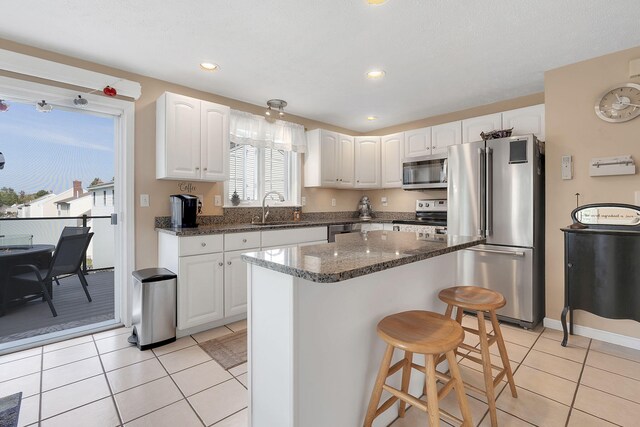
[561,203,640,347]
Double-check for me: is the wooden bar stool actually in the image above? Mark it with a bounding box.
[438,286,518,427]
[364,310,473,427]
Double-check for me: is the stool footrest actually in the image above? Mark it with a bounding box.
[439,408,464,426]
[494,369,507,386]
[374,395,399,418]
[386,359,407,377]
[381,384,427,412]
[457,350,503,372]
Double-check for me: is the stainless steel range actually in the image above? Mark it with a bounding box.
[393,199,447,236]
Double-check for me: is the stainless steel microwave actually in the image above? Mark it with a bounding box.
[402,153,448,190]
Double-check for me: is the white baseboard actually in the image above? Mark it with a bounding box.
[544,317,640,350]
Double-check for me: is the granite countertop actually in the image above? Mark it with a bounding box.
[241,230,485,283]
[156,218,395,236]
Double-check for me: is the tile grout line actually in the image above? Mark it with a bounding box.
[37,345,43,427]
[564,339,591,427]
[92,332,125,427]
[209,406,248,426]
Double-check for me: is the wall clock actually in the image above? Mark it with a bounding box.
[595,83,640,123]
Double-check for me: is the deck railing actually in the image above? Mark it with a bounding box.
[0,215,114,272]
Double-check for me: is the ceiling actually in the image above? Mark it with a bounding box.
[2,1,640,132]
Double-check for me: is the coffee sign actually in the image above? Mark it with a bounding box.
[178,182,197,193]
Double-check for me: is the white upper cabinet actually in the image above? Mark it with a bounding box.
[431,121,462,155]
[462,113,502,144]
[502,104,545,141]
[354,137,381,188]
[337,134,355,188]
[156,92,230,181]
[381,133,404,188]
[201,101,230,181]
[304,129,354,188]
[404,127,431,158]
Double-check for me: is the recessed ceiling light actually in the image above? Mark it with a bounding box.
[366,70,386,80]
[367,0,388,4]
[200,62,219,72]
[367,116,378,121]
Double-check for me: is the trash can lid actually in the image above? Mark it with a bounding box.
[133,268,177,283]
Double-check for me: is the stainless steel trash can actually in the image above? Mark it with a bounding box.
[129,268,176,350]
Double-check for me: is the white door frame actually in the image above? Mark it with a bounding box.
[0,75,136,327]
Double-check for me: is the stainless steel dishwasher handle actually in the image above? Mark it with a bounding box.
[467,247,525,257]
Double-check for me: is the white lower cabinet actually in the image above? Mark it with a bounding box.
[178,252,225,330]
[224,249,250,317]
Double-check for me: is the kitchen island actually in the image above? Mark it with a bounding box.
[242,231,484,427]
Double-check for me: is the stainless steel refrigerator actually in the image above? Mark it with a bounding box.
[447,135,545,328]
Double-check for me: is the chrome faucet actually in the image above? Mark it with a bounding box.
[258,191,285,224]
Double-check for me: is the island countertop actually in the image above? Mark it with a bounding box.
[241,230,485,283]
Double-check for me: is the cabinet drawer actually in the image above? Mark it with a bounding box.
[179,234,223,256]
[224,231,261,251]
[261,226,328,247]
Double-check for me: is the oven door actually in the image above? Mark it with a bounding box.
[402,154,448,190]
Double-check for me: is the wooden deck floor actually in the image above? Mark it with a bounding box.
[0,270,114,344]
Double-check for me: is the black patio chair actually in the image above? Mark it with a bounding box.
[10,231,94,317]
[54,226,90,286]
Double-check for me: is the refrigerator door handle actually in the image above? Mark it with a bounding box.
[467,247,525,257]
[478,147,486,236]
[486,147,493,236]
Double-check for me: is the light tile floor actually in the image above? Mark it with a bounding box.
[2,315,640,426]
[0,320,248,427]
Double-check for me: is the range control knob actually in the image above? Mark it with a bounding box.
[425,202,430,207]
[418,203,423,208]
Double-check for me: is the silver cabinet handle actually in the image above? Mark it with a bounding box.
[227,261,232,265]
[336,178,339,181]
[195,167,200,170]
[242,238,247,243]
[204,167,208,171]
[201,242,206,247]
[467,247,525,257]
[218,262,223,266]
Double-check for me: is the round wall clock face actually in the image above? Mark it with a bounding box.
[595,83,640,123]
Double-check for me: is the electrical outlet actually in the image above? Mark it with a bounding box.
[139,194,149,207]
[331,198,336,207]
[381,196,388,207]
[301,196,306,206]
[635,190,640,205]
[214,195,222,206]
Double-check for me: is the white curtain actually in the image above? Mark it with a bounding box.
[230,110,307,153]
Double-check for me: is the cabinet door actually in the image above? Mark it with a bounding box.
[201,101,230,181]
[224,249,249,317]
[178,253,224,329]
[462,113,502,144]
[320,130,339,187]
[337,134,355,188]
[404,127,431,157]
[431,121,462,155]
[354,137,381,188]
[160,93,202,180]
[381,133,404,188]
[502,104,545,141]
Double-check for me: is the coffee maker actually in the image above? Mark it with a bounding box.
[170,194,199,228]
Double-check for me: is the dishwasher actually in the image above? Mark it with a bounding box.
[328,223,363,242]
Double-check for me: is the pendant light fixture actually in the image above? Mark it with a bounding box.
[73,95,89,106]
[36,100,53,113]
[265,99,287,118]
[0,100,9,112]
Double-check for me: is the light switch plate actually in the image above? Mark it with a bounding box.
[331,198,336,207]
[214,195,222,206]
[635,190,640,205]
[139,194,149,207]
[561,155,572,180]
[301,196,306,206]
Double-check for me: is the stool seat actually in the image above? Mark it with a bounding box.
[438,286,506,311]
[377,310,464,355]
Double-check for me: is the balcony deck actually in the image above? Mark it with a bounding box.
[0,270,114,344]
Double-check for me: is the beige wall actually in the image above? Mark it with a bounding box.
[545,46,640,337]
